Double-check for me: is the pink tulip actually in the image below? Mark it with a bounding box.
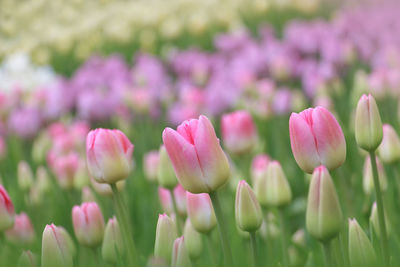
[143,150,160,182]
[5,212,35,245]
[0,185,15,231]
[186,192,216,234]
[221,110,258,155]
[72,202,105,247]
[158,185,187,216]
[86,129,134,184]
[173,184,187,216]
[162,115,230,193]
[158,187,173,214]
[53,152,79,189]
[250,154,270,185]
[289,107,346,173]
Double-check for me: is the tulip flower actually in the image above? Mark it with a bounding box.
[370,202,390,238]
[144,150,160,182]
[17,161,34,191]
[221,110,258,155]
[183,219,203,260]
[36,166,51,194]
[348,219,377,267]
[53,152,79,189]
[5,212,35,246]
[162,115,230,193]
[254,161,292,208]
[17,251,37,267]
[378,124,400,164]
[58,227,77,258]
[172,237,191,267]
[306,166,342,242]
[250,154,270,186]
[235,180,262,232]
[0,185,15,231]
[186,192,216,234]
[355,94,383,151]
[158,145,178,189]
[289,106,346,173]
[102,217,124,264]
[86,128,134,184]
[158,187,173,214]
[154,214,178,263]
[41,224,73,267]
[72,202,105,247]
[363,156,387,196]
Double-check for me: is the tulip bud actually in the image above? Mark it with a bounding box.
[235,180,262,232]
[250,154,270,186]
[54,152,79,189]
[306,166,342,242]
[292,229,305,247]
[154,214,178,263]
[58,226,77,258]
[186,192,216,234]
[158,145,178,189]
[255,161,292,208]
[36,166,51,194]
[221,110,258,155]
[86,129,134,184]
[159,187,173,214]
[72,202,104,247]
[5,212,35,246]
[74,162,90,190]
[183,218,203,260]
[144,150,160,182]
[41,224,73,267]
[363,156,387,196]
[348,219,377,267]
[82,186,97,202]
[378,124,400,163]
[370,202,390,238]
[102,217,124,264]
[289,106,346,173]
[18,161,34,191]
[172,237,191,267]
[163,115,230,193]
[174,184,187,216]
[355,94,383,151]
[17,251,37,267]
[0,184,15,231]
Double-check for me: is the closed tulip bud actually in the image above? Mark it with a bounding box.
[36,166,51,194]
[5,212,35,246]
[172,237,191,267]
[235,180,262,232]
[159,187,173,214]
[0,185,15,231]
[292,229,306,247]
[363,156,387,195]
[17,251,37,267]
[58,226,77,258]
[102,217,124,264]
[18,161,34,191]
[183,219,203,260]
[255,161,292,208]
[348,219,377,267]
[74,163,90,190]
[144,150,160,182]
[306,166,342,242]
[72,202,104,247]
[163,115,230,193]
[378,124,400,163]
[54,152,79,189]
[289,107,346,173]
[250,154,270,186]
[186,192,216,234]
[86,129,134,184]
[82,187,96,202]
[158,145,178,189]
[154,214,178,263]
[221,110,258,155]
[355,94,383,151]
[370,202,390,238]
[41,224,73,267]
[174,184,187,216]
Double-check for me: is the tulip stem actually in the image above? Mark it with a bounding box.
[111,183,137,267]
[209,191,234,267]
[322,241,333,267]
[169,188,182,235]
[206,234,217,267]
[369,151,390,267]
[278,209,289,267]
[250,231,259,267]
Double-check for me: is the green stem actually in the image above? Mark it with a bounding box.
[338,231,349,267]
[278,209,289,267]
[209,191,234,267]
[111,183,137,267]
[322,241,333,267]
[169,188,182,235]
[369,151,390,267]
[206,234,217,267]
[250,231,258,267]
